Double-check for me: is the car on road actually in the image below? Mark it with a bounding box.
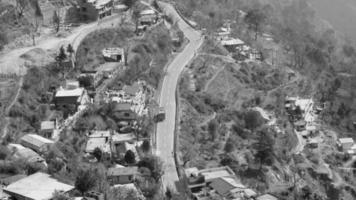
[154,107,166,122]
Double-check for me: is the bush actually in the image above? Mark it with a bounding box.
[244,110,264,130]
[138,155,163,181]
[124,150,136,164]
[75,168,97,195]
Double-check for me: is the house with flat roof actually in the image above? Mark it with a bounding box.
[112,133,135,143]
[86,137,111,154]
[112,103,137,122]
[123,82,142,97]
[88,130,112,138]
[210,177,256,199]
[8,143,45,164]
[87,0,113,19]
[20,134,54,153]
[54,87,89,110]
[199,166,235,183]
[107,166,138,185]
[139,9,158,25]
[102,47,125,63]
[4,172,74,200]
[220,38,245,52]
[338,138,354,151]
[40,120,59,139]
[65,80,80,89]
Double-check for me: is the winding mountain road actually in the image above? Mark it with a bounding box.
[156,2,203,192]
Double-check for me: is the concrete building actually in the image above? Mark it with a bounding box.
[65,80,80,89]
[210,177,257,199]
[198,166,236,183]
[20,134,54,153]
[87,0,114,19]
[40,120,60,139]
[54,87,89,109]
[107,166,138,185]
[139,9,158,25]
[220,38,245,52]
[123,82,142,98]
[86,135,111,154]
[102,47,125,63]
[338,138,354,151]
[4,172,74,200]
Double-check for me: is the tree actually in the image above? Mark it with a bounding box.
[56,46,67,64]
[254,128,274,169]
[52,10,61,33]
[224,138,234,153]
[67,44,74,57]
[0,31,8,51]
[78,76,93,88]
[138,155,163,181]
[52,191,70,200]
[26,162,44,175]
[75,168,97,195]
[92,147,103,162]
[124,150,136,164]
[141,140,151,152]
[132,4,141,34]
[123,0,138,8]
[244,8,266,40]
[15,0,28,18]
[244,110,263,131]
[25,0,43,45]
[0,145,10,160]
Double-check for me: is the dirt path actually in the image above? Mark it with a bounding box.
[204,66,225,92]
[2,76,24,139]
[0,14,122,75]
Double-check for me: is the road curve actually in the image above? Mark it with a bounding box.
[156,2,203,192]
[0,14,122,75]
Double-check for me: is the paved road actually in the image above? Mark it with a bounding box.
[0,14,122,75]
[156,2,203,192]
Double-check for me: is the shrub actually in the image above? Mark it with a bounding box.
[124,150,136,164]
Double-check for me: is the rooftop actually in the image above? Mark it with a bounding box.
[20,134,54,147]
[8,144,43,163]
[295,98,313,111]
[339,137,354,144]
[55,88,84,98]
[112,133,135,143]
[199,166,235,182]
[140,9,156,16]
[88,130,111,138]
[88,0,112,9]
[4,172,74,200]
[86,138,110,153]
[210,177,247,198]
[114,103,132,111]
[221,37,244,46]
[97,62,120,73]
[102,47,124,57]
[107,167,138,176]
[123,82,141,96]
[41,121,55,131]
